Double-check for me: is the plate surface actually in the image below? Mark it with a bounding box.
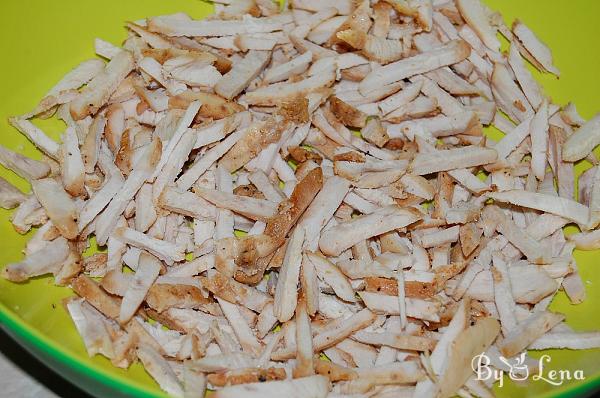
[0,1,599,397]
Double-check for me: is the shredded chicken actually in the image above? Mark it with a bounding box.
[2,1,600,397]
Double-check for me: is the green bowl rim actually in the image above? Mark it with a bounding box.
[0,301,164,398]
[2,298,600,397]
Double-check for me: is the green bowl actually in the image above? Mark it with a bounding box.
[1,1,599,397]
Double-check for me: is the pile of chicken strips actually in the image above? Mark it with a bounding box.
[3,0,600,396]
